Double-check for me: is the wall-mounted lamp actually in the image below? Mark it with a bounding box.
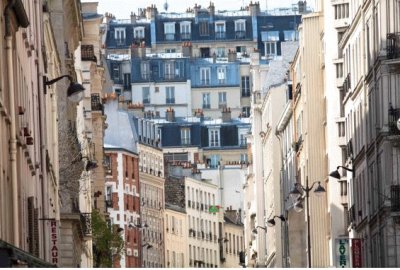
[252,226,267,234]
[267,215,286,226]
[218,237,229,243]
[129,222,148,229]
[329,166,353,180]
[85,160,98,171]
[142,243,153,249]
[44,75,85,102]
[259,131,266,138]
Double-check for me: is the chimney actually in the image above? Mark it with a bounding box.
[146,4,158,20]
[222,107,231,122]
[105,12,114,24]
[228,50,237,62]
[212,52,216,63]
[298,1,307,13]
[166,107,175,122]
[194,3,201,22]
[194,108,204,121]
[208,2,215,22]
[127,103,145,118]
[130,12,136,24]
[182,42,193,58]
[249,1,260,16]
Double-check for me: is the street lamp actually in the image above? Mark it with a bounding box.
[329,166,353,179]
[43,75,85,102]
[266,215,286,226]
[289,178,326,268]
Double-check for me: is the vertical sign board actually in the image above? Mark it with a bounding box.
[351,238,362,267]
[335,239,350,268]
[49,220,59,266]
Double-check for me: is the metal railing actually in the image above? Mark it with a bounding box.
[215,31,226,39]
[80,212,92,237]
[235,30,246,39]
[181,32,191,40]
[389,107,400,135]
[91,94,103,112]
[387,32,400,59]
[391,185,400,211]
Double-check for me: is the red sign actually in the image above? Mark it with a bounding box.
[50,220,59,265]
[351,238,362,268]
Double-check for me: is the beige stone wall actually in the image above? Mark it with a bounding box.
[164,208,187,267]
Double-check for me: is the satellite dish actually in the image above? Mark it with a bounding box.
[396,118,400,131]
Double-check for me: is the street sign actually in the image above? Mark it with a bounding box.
[351,238,362,268]
[209,205,221,213]
[335,238,350,268]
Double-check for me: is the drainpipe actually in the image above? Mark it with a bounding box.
[5,0,19,247]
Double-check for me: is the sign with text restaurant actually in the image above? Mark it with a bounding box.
[335,238,362,268]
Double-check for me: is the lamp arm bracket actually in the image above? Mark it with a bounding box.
[45,75,72,86]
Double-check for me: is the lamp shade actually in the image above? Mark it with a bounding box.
[289,184,301,200]
[67,82,85,102]
[252,228,258,235]
[267,218,276,227]
[314,182,326,196]
[329,169,341,179]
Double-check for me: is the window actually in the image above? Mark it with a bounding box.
[123,73,131,90]
[208,154,220,168]
[240,153,248,163]
[200,47,210,58]
[112,64,120,81]
[215,21,226,39]
[265,42,277,57]
[202,93,210,109]
[143,87,150,104]
[134,27,145,39]
[180,21,191,40]
[199,21,209,36]
[235,19,246,39]
[209,129,220,147]
[166,87,175,104]
[200,68,210,85]
[164,62,175,80]
[241,76,250,97]
[334,3,349,19]
[217,67,226,84]
[216,47,225,57]
[239,130,247,146]
[164,22,175,41]
[218,92,227,108]
[114,27,126,44]
[165,48,176,53]
[181,128,191,145]
[236,46,247,53]
[141,62,150,80]
[242,106,250,117]
[284,30,298,41]
[261,31,279,57]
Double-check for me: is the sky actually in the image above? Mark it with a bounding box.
[86,0,313,19]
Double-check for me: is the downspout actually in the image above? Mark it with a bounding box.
[5,0,19,247]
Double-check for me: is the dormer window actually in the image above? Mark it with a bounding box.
[215,21,226,39]
[180,21,191,40]
[164,22,175,41]
[235,19,246,39]
[134,27,145,39]
[114,27,126,45]
[261,31,279,57]
[209,128,220,147]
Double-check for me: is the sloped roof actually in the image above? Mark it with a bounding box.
[104,100,138,153]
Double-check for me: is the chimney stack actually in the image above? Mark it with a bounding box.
[222,107,231,122]
[208,2,215,22]
[130,12,136,24]
[228,50,237,62]
[182,42,193,58]
[166,107,175,122]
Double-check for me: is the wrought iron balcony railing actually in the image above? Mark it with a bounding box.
[389,107,400,135]
[91,94,103,112]
[387,32,400,59]
[235,30,246,39]
[80,212,92,237]
[391,185,400,211]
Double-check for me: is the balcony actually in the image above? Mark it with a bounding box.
[389,107,400,135]
[181,32,191,40]
[165,33,175,41]
[215,31,226,39]
[181,138,190,145]
[387,33,400,59]
[391,185,400,211]
[201,79,210,86]
[116,38,126,46]
[342,73,351,93]
[81,45,96,62]
[202,104,211,109]
[80,212,92,237]
[166,98,175,104]
[235,30,246,39]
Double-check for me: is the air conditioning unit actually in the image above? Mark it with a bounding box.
[133,249,139,257]
[127,248,132,256]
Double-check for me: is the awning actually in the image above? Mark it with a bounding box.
[0,240,56,268]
